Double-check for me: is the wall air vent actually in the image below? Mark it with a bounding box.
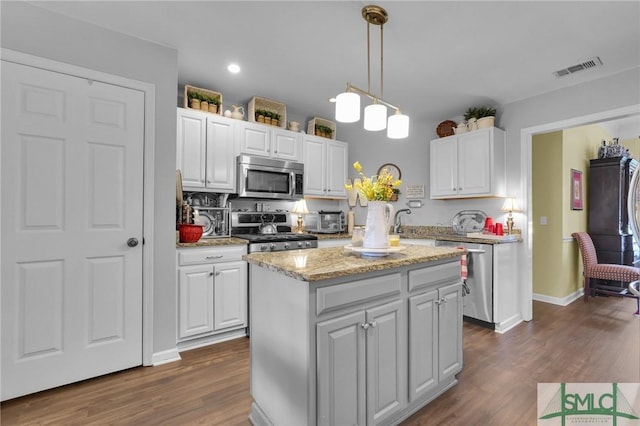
[553,56,603,78]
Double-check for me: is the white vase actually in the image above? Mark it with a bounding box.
[477,116,495,129]
[363,201,395,249]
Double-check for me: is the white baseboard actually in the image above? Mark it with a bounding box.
[177,328,247,353]
[494,314,523,334]
[150,347,182,366]
[533,288,584,306]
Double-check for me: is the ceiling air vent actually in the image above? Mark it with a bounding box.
[553,56,603,78]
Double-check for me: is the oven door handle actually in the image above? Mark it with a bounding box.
[465,248,486,254]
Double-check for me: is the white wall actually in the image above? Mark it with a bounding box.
[1,2,179,356]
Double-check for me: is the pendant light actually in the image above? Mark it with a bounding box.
[334,5,409,139]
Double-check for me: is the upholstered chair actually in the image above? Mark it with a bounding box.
[572,232,640,315]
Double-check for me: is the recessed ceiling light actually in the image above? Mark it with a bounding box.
[228,63,241,74]
[329,97,336,103]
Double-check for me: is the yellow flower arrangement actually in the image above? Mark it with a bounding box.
[345,161,402,201]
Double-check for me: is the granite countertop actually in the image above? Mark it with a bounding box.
[176,236,249,248]
[308,229,521,245]
[244,244,465,282]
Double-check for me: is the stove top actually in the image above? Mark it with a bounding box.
[231,210,318,252]
[232,232,317,243]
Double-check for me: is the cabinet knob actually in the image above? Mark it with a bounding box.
[361,322,370,330]
[215,271,221,276]
[458,188,462,191]
[209,272,214,276]
[369,320,377,328]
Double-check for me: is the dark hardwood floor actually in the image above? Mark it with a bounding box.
[2,297,639,425]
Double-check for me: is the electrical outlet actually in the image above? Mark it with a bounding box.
[540,216,548,225]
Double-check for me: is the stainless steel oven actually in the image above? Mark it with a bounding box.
[236,155,304,200]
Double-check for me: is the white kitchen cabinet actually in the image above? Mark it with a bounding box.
[176,245,247,349]
[303,135,348,198]
[408,263,463,402]
[430,127,505,199]
[236,121,302,162]
[317,299,404,426]
[213,260,247,331]
[176,108,236,192]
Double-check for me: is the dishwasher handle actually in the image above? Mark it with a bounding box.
[465,248,486,254]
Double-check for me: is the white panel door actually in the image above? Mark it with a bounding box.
[1,61,144,400]
[205,116,235,192]
[178,265,215,339]
[303,136,327,196]
[317,311,366,426]
[176,108,206,188]
[366,300,403,425]
[326,140,348,198]
[458,131,491,195]
[430,137,458,197]
[213,261,247,331]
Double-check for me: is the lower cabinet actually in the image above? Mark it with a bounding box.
[176,245,247,347]
[408,281,462,402]
[249,258,462,426]
[317,299,404,426]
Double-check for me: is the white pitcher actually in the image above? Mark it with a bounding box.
[363,201,395,249]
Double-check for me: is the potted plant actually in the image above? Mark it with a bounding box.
[476,106,497,128]
[464,106,497,129]
[188,92,201,110]
[207,96,220,114]
[264,110,273,125]
[272,112,281,127]
[256,109,265,123]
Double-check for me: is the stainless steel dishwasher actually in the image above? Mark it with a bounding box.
[435,240,494,327]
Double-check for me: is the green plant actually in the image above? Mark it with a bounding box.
[272,113,281,121]
[464,106,496,120]
[476,106,496,118]
[315,124,333,135]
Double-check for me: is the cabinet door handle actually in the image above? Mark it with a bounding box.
[440,297,447,304]
[215,271,221,276]
[361,322,370,330]
[435,299,442,305]
[458,187,462,191]
[368,320,377,328]
[206,255,224,259]
[209,272,214,276]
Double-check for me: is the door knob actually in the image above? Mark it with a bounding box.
[127,238,139,247]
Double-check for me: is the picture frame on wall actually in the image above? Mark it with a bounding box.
[571,169,583,210]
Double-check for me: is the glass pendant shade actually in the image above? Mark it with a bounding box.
[364,103,387,131]
[387,112,410,139]
[335,92,360,123]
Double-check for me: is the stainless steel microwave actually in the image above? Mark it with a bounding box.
[236,155,304,200]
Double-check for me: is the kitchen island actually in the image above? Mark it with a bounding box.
[245,244,465,426]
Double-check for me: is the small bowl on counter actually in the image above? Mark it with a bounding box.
[179,224,204,243]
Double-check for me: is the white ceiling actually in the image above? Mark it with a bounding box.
[30,1,640,135]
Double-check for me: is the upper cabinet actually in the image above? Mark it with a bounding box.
[236,121,302,162]
[303,135,348,199]
[429,127,506,199]
[177,108,236,193]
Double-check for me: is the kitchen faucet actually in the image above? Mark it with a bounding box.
[393,208,411,234]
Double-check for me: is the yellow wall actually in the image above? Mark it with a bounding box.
[532,131,563,297]
[532,125,608,299]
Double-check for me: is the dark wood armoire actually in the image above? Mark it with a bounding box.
[588,157,638,275]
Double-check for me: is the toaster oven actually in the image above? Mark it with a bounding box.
[304,211,345,234]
